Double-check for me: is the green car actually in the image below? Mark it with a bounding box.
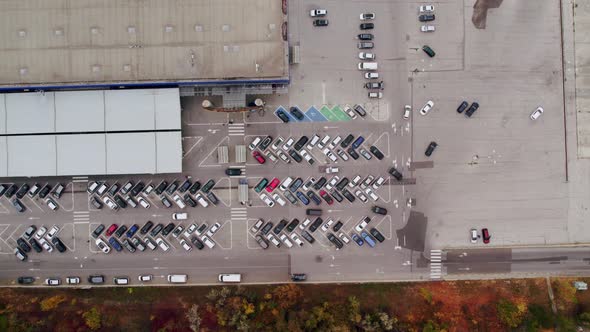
[422,45,435,58]
[254,178,269,193]
[201,179,215,193]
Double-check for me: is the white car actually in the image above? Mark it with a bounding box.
[251,219,264,233]
[336,149,349,161]
[317,135,331,149]
[34,226,47,240]
[272,193,287,206]
[300,149,315,165]
[350,175,362,188]
[201,235,216,248]
[359,148,372,160]
[207,222,221,237]
[139,275,153,282]
[260,193,275,207]
[310,9,327,17]
[248,136,262,151]
[266,234,281,247]
[302,178,316,191]
[282,137,295,151]
[368,92,383,99]
[46,198,59,210]
[323,148,338,162]
[355,190,369,203]
[326,166,339,173]
[299,218,312,230]
[39,238,53,253]
[321,218,335,232]
[403,105,411,119]
[271,136,284,151]
[338,232,351,244]
[66,277,80,284]
[179,239,192,251]
[279,234,294,248]
[530,106,544,120]
[343,106,357,119]
[360,13,375,20]
[326,176,340,190]
[359,52,375,60]
[195,194,209,207]
[307,135,320,149]
[156,238,170,251]
[102,196,118,210]
[45,278,61,286]
[421,25,435,32]
[95,238,110,254]
[184,223,198,238]
[419,100,434,115]
[137,196,150,208]
[364,72,379,79]
[419,5,434,12]
[372,176,385,189]
[329,136,342,149]
[46,225,60,240]
[276,150,291,164]
[355,219,369,232]
[364,188,379,201]
[290,233,304,246]
[172,212,188,220]
[470,228,478,243]
[264,150,279,163]
[360,175,375,189]
[172,194,186,209]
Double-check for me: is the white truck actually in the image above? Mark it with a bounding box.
[358,62,378,71]
[218,273,242,283]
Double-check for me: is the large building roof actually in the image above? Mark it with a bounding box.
[0,0,288,89]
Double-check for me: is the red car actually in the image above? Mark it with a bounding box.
[319,190,334,205]
[106,224,118,236]
[482,228,491,244]
[253,151,266,164]
[266,178,280,192]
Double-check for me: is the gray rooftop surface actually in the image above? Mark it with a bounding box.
[0,0,287,87]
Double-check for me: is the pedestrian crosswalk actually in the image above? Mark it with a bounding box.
[230,207,247,221]
[430,249,442,279]
[228,123,245,136]
[73,211,89,222]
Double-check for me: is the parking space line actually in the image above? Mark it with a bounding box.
[25,196,44,212]
[182,136,204,159]
[7,225,22,242]
[372,131,391,158]
[0,200,9,214]
[198,136,228,168]
[373,215,393,240]
[216,220,232,250]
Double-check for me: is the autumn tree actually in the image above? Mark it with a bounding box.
[82,307,102,331]
[347,296,361,324]
[186,304,201,332]
[272,284,303,310]
[305,302,335,330]
[497,299,526,328]
[40,295,67,312]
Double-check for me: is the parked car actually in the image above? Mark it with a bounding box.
[313,19,329,27]
[419,100,434,115]
[457,101,469,113]
[360,23,374,30]
[372,206,388,215]
[290,107,305,121]
[310,9,327,17]
[422,45,436,57]
[420,25,435,32]
[360,13,375,20]
[357,42,374,49]
[418,14,435,22]
[465,102,480,117]
[531,106,544,120]
[365,81,383,89]
[425,141,438,157]
[482,228,491,244]
[357,34,373,41]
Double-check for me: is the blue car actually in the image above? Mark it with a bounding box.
[296,191,310,205]
[361,232,376,248]
[351,233,364,246]
[126,224,139,238]
[108,237,123,252]
[352,136,365,149]
[306,191,321,205]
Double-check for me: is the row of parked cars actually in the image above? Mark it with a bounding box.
[248,130,384,168]
[275,103,368,123]
[19,274,157,286]
[251,214,387,250]
[91,214,221,254]
[88,178,218,211]
[0,182,65,213]
[14,225,65,261]
[354,13,384,99]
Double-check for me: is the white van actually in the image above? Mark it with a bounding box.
[307,135,320,150]
[218,273,241,283]
[167,274,188,284]
[248,137,262,151]
[358,62,378,70]
[280,177,293,191]
[317,135,331,149]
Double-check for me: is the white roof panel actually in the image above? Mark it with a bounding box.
[105,90,156,131]
[57,134,106,176]
[106,132,157,174]
[155,89,182,130]
[7,136,57,177]
[156,131,182,173]
[0,137,6,177]
[5,92,55,134]
[55,91,105,132]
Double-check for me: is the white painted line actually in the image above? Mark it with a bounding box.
[74,221,90,225]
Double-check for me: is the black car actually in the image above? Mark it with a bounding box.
[456,101,469,113]
[16,184,29,199]
[289,178,303,192]
[291,274,307,282]
[122,239,136,253]
[336,178,349,191]
[273,219,289,235]
[166,181,179,195]
[341,134,355,148]
[107,183,120,196]
[114,195,127,209]
[184,194,198,207]
[353,104,367,117]
[150,223,164,237]
[189,181,202,194]
[330,190,344,203]
[162,223,176,236]
[327,233,344,249]
[201,179,215,193]
[288,150,303,163]
[17,238,31,253]
[277,109,290,123]
[284,191,298,205]
[12,199,26,213]
[341,189,356,202]
[140,221,154,235]
[206,192,219,205]
[333,221,343,232]
[419,14,435,22]
[17,276,35,285]
[259,136,273,150]
[38,185,52,199]
[465,102,480,117]
[388,167,403,181]
[309,217,323,232]
[191,236,205,250]
[369,228,385,243]
[369,146,384,160]
[92,224,106,238]
[357,33,373,40]
[5,184,18,198]
[307,191,321,205]
[313,177,327,190]
[301,230,315,243]
[290,107,305,120]
[360,23,374,30]
[294,136,309,151]
[372,206,388,215]
[422,45,436,57]
[0,184,7,196]
[115,225,128,238]
[178,179,192,193]
[51,237,67,253]
[425,141,438,157]
[131,182,145,196]
[347,147,360,160]
[29,239,42,253]
[286,219,300,232]
[155,181,168,195]
[261,222,274,235]
[313,19,329,26]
